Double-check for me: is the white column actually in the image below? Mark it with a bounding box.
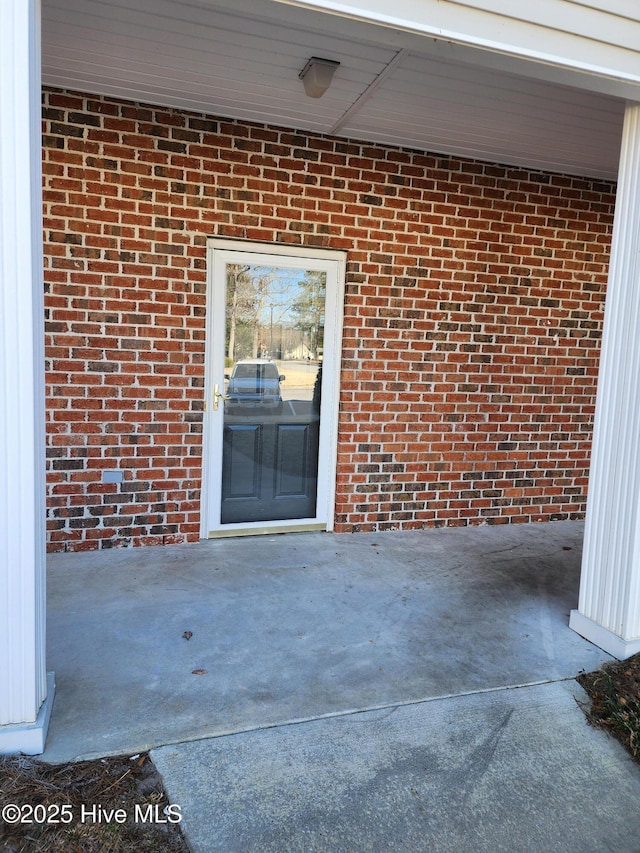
[0,0,54,753]
[570,102,640,660]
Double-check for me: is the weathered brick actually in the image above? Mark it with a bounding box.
[43,87,613,550]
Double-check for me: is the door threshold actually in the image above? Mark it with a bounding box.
[207,522,327,539]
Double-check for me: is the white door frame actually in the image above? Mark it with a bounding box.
[200,239,346,538]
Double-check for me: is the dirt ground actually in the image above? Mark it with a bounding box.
[577,652,640,762]
[1,654,639,852]
[0,753,188,853]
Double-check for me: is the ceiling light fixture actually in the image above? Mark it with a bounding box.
[299,56,340,98]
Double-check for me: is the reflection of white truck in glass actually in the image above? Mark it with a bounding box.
[225,360,285,412]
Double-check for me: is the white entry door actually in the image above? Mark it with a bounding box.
[201,240,345,537]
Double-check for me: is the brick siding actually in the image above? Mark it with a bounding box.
[42,87,615,551]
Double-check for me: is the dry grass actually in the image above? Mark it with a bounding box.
[578,652,640,762]
[0,753,189,853]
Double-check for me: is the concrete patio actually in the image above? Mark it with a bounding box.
[43,520,640,851]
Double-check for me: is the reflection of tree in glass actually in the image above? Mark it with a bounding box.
[226,265,251,362]
[226,265,286,360]
[291,271,326,360]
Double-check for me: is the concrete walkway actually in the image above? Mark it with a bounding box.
[44,521,640,851]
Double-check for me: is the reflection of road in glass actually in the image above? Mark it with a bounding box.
[278,359,319,402]
[282,388,313,402]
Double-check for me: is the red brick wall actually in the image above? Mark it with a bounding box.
[42,87,615,551]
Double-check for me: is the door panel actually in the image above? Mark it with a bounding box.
[275,424,315,498]
[221,420,319,523]
[222,424,262,501]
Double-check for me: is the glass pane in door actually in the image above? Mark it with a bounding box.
[221,263,326,524]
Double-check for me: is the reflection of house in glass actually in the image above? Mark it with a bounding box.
[287,340,314,361]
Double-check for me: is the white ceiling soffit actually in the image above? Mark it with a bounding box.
[276,0,640,92]
[41,0,628,179]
